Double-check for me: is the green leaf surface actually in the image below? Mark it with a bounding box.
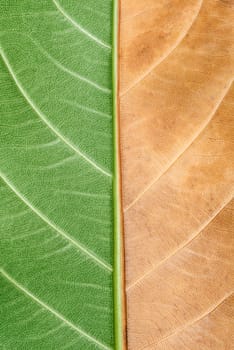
[0,1,119,349]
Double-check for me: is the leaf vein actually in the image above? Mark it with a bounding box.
[127,195,233,291]
[120,0,203,96]
[124,80,233,212]
[52,0,111,50]
[0,171,112,272]
[0,48,112,178]
[0,269,112,350]
[155,292,233,348]
[28,34,111,94]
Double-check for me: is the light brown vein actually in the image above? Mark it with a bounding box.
[127,195,233,291]
[124,80,233,213]
[154,291,233,349]
[120,0,203,97]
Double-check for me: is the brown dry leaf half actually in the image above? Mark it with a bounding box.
[120,0,234,349]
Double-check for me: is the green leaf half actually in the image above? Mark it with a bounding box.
[0,1,123,349]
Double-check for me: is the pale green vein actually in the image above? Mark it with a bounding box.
[40,155,77,169]
[0,170,112,272]
[0,48,112,178]
[64,99,112,119]
[52,0,111,50]
[55,189,110,199]
[0,268,112,350]
[25,34,111,94]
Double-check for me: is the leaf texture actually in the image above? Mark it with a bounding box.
[120,0,234,349]
[0,1,115,349]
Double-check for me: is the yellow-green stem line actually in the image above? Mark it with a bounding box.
[112,0,126,349]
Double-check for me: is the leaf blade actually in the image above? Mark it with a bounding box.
[0,1,117,348]
[120,0,234,349]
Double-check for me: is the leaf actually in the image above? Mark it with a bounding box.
[120,0,234,349]
[0,1,123,349]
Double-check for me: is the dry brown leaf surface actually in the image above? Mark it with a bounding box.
[120,0,234,349]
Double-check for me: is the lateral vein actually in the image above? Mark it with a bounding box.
[154,291,233,348]
[27,35,111,94]
[0,268,112,350]
[124,80,233,213]
[0,171,112,272]
[0,48,112,178]
[53,0,111,50]
[120,0,203,96]
[127,195,233,291]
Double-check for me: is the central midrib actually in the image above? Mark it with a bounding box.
[112,0,127,349]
